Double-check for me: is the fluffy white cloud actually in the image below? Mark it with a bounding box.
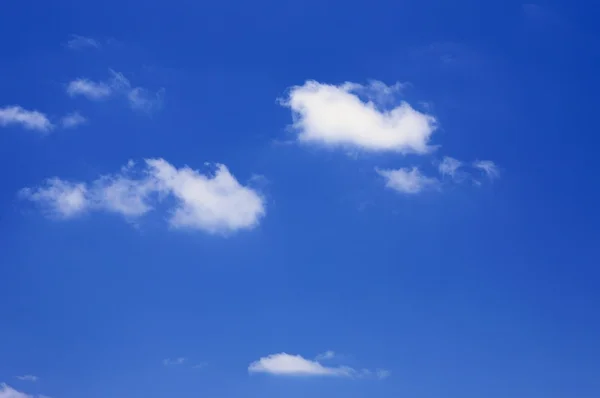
[248,353,388,379]
[61,112,87,128]
[0,106,53,132]
[20,159,265,234]
[66,70,163,112]
[163,357,186,366]
[280,80,436,153]
[0,384,32,398]
[376,167,438,194]
[14,376,37,383]
[473,160,499,179]
[438,156,462,179]
[147,159,264,232]
[66,35,100,50]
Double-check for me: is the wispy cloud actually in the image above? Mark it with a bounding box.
[0,106,53,132]
[248,352,388,379]
[376,167,439,194]
[437,156,463,179]
[473,160,500,179]
[15,376,37,383]
[163,357,186,366]
[61,112,87,129]
[66,70,163,112]
[20,159,266,235]
[314,350,336,361]
[127,87,164,113]
[66,35,100,50]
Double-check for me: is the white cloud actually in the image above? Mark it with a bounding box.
[163,357,186,366]
[248,353,388,379]
[280,80,436,153]
[248,353,353,377]
[61,112,87,128]
[14,376,37,383]
[67,79,112,100]
[67,70,163,112]
[0,384,32,398]
[278,79,501,195]
[20,159,266,234]
[0,106,53,132]
[376,167,438,194]
[66,35,100,50]
[315,350,336,361]
[146,159,265,233]
[438,156,462,179]
[19,178,88,219]
[473,160,500,179]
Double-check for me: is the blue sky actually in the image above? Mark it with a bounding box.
[1,0,599,397]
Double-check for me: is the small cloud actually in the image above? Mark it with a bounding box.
[315,350,336,361]
[437,156,462,179]
[67,70,164,112]
[15,376,38,382]
[279,80,437,153]
[248,352,387,379]
[473,160,500,179]
[376,167,439,194]
[66,35,100,50]
[67,79,112,100]
[61,112,87,129]
[163,357,186,366]
[0,106,53,132]
[248,353,354,377]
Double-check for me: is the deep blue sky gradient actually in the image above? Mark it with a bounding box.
[1,1,599,397]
